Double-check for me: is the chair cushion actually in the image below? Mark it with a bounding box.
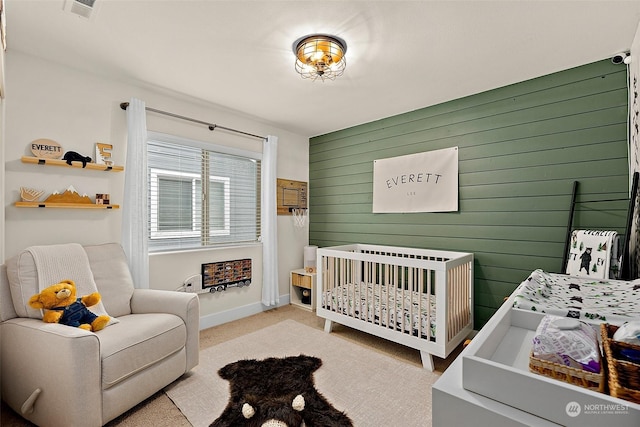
[84,243,134,317]
[99,313,186,389]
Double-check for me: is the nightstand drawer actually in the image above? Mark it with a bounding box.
[292,272,312,288]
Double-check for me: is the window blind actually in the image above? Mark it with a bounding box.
[147,136,261,252]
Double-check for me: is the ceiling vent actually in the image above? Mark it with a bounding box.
[64,0,98,20]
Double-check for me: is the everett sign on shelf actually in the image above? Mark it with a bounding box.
[30,138,63,159]
[372,146,458,213]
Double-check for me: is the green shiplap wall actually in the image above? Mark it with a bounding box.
[309,60,630,329]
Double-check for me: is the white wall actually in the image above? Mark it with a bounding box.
[0,33,5,263]
[628,21,640,278]
[0,42,5,264]
[3,51,310,325]
[630,18,640,176]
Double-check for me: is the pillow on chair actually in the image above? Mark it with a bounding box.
[6,243,117,325]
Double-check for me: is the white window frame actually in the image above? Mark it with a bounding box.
[149,168,231,240]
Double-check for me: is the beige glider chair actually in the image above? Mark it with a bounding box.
[0,243,199,426]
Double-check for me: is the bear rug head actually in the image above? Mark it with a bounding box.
[210,355,353,427]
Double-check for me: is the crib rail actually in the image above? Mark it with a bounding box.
[320,255,435,338]
[317,244,474,350]
[446,261,472,341]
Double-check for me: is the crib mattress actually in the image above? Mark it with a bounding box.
[512,269,640,324]
[322,283,436,339]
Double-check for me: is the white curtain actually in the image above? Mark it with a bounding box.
[122,98,149,289]
[261,135,279,306]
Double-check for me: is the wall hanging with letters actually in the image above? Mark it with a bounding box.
[372,146,458,213]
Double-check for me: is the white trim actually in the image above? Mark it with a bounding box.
[198,294,290,330]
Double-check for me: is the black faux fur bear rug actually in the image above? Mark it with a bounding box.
[210,355,353,427]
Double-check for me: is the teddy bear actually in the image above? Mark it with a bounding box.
[28,279,110,332]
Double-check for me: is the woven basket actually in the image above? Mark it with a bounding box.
[529,350,605,392]
[601,323,640,404]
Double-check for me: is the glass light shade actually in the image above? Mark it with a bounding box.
[293,34,347,81]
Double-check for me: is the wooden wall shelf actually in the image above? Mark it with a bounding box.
[15,202,120,209]
[21,156,124,172]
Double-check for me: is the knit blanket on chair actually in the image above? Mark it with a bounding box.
[27,243,117,325]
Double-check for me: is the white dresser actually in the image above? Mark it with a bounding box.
[432,295,640,426]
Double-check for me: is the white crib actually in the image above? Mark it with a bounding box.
[316,244,474,371]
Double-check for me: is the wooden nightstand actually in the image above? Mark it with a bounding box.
[289,269,316,311]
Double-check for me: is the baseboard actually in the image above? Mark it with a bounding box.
[199,293,290,330]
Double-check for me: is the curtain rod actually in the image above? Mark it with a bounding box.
[119,102,266,140]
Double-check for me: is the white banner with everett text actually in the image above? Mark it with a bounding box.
[372,147,458,213]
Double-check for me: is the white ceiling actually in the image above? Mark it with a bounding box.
[5,0,640,137]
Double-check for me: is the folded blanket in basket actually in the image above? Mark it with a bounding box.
[566,230,619,279]
[532,314,601,373]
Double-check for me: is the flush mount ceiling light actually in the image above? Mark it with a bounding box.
[292,34,347,81]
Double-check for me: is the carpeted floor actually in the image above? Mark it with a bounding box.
[1,304,462,426]
[167,319,441,426]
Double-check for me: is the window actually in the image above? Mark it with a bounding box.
[147,133,261,252]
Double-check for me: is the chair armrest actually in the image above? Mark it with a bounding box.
[130,289,199,322]
[0,318,102,426]
[130,289,199,371]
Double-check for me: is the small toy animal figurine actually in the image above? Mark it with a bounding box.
[62,151,92,168]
